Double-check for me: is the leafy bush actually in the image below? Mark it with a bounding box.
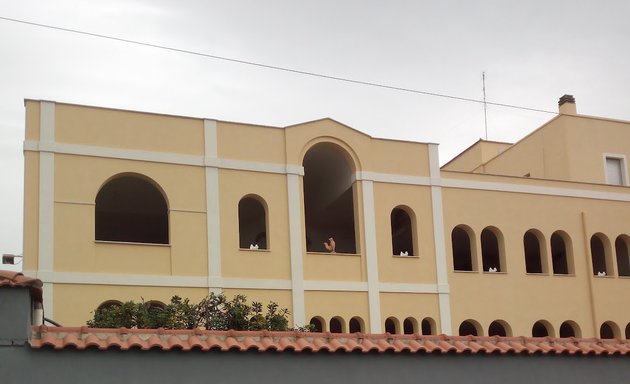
[87,293,306,331]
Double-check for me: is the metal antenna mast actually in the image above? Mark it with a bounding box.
[482,71,488,140]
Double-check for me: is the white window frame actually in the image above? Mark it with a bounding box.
[603,153,628,186]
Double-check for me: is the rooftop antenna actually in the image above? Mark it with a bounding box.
[482,71,488,140]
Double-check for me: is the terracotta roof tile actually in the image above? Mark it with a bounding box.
[0,270,43,303]
[29,326,630,356]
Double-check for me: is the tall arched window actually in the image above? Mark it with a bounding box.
[524,229,546,274]
[551,231,573,275]
[615,236,630,277]
[481,227,504,272]
[591,233,613,276]
[303,143,357,254]
[385,317,399,334]
[238,195,268,249]
[391,207,415,256]
[452,225,475,271]
[95,174,168,244]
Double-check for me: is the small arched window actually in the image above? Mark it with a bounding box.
[559,321,581,338]
[459,320,482,336]
[349,317,364,333]
[385,317,399,334]
[615,236,630,277]
[421,317,436,335]
[403,317,417,334]
[481,227,504,272]
[488,320,511,337]
[524,229,547,274]
[551,231,573,275]
[309,316,324,332]
[452,225,475,271]
[625,323,630,339]
[532,320,554,337]
[391,207,415,256]
[591,233,613,276]
[95,174,168,244]
[330,316,344,333]
[238,195,268,249]
[600,321,620,339]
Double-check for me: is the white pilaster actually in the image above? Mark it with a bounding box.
[287,173,305,326]
[204,120,222,294]
[429,143,452,335]
[361,179,382,333]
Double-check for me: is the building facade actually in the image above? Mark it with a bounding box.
[22,96,630,338]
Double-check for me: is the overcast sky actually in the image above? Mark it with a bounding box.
[1,0,629,255]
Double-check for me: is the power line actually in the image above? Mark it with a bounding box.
[0,15,557,115]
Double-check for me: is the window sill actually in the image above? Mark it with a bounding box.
[453,270,478,273]
[552,273,576,277]
[526,272,549,276]
[239,248,271,253]
[483,271,507,275]
[95,240,171,247]
[306,251,361,257]
[392,255,420,259]
[593,274,614,278]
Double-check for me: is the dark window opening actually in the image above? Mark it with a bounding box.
[559,321,577,338]
[591,234,609,276]
[532,321,551,337]
[551,232,570,274]
[391,207,414,256]
[349,317,363,333]
[403,318,416,334]
[238,196,267,249]
[2,255,15,265]
[600,322,618,339]
[421,318,434,335]
[309,317,323,332]
[95,175,168,244]
[615,236,630,277]
[481,228,501,272]
[524,230,543,273]
[452,226,473,271]
[303,143,357,254]
[385,317,398,334]
[488,321,508,337]
[625,323,630,339]
[330,317,343,333]
[458,320,479,336]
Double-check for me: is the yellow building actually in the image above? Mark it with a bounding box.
[22,95,630,339]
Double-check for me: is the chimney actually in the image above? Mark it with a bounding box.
[558,94,577,115]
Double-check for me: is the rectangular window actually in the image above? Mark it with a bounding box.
[605,156,626,186]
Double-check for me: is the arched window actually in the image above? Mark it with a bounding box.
[452,225,475,271]
[559,321,581,338]
[600,321,620,339]
[238,195,268,249]
[524,229,547,274]
[488,320,511,337]
[349,317,364,333]
[625,323,630,339]
[532,320,554,337]
[615,236,630,277]
[551,231,573,275]
[403,317,417,334]
[95,174,168,244]
[458,320,482,336]
[391,207,415,256]
[303,143,357,254]
[96,300,123,312]
[309,316,324,332]
[421,317,436,335]
[591,233,613,276]
[481,227,504,272]
[385,317,399,334]
[330,316,344,333]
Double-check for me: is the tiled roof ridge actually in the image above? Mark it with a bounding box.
[0,270,43,303]
[30,326,630,355]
